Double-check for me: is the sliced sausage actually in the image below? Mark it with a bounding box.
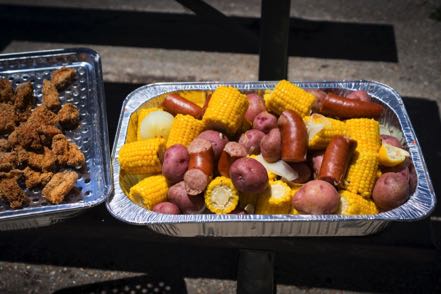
[162,93,203,119]
[217,142,247,177]
[187,138,214,176]
[318,93,383,119]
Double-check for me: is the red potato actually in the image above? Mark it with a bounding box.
[167,181,205,214]
[292,180,340,214]
[312,151,324,177]
[289,163,312,184]
[162,144,189,184]
[244,93,266,124]
[346,90,371,102]
[239,129,265,155]
[381,135,402,148]
[372,172,410,211]
[252,111,277,134]
[153,202,181,214]
[260,128,281,163]
[230,157,269,193]
[197,130,229,160]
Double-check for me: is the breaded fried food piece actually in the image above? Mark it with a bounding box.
[52,134,85,168]
[0,79,14,104]
[8,122,42,150]
[38,125,62,146]
[42,80,61,112]
[0,103,16,134]
[58,103,80,130]
[0,138,11,152]
[0,151,17,171]
[28,105,58,126]
[0,177,29,209]
[51,67,76,90]
[23,167,53,189]
[42,170,78,204]
[14,82,34,111]
[28,147,57,172]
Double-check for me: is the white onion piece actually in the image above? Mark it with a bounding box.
[254,154,298,181]
[305,118,325,142]
[139,110,174,140]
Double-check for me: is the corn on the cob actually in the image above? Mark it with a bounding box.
[304,114,347,149]
[205,176,239,214]
[166,114,205,148]
[264,80,315,117]
[344,151,378,198]
[119,138,165,174]
[255,181,293,214]
[338,190,378,215]
[129,175,168,209]
[346,118,380,153]
[202,86,248,135]
[136,107,161,140]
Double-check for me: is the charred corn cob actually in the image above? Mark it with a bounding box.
[129,175,168,209]
[119,138,165,174]
[264,80,315,117]
[304,114,347,149]
[202,86,248,135]
[205,176,239,214]
[346,118,380,153]
[345,151,378,198]
[338,190,378,215]
[136,107,162,140]
[166,114,205,148]
[255,181,293,214]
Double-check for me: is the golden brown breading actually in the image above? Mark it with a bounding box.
[38,125,62,146]
[0,79,14,104]
[0,103,16,134]
[27,147,57,172]
[58,103,80,130]
[52,134,85,168]
[14,82,34,111]
[23,167,53,189]
[8,122,42,150]
[42,170,77,204]
[0,138,11,152]
[51,67,76,90]
[42,80,61,112]
[0,151,17,171]
[28,105,58,126]
[0,177,29,209]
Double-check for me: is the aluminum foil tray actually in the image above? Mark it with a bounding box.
[0,48,112,230]
[107,81,435,237]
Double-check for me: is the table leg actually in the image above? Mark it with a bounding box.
[258,0,291,80]
[237,249,275,294]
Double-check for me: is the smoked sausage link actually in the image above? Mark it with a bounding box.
[278,110,308,163]
[319,93,383,119]
[162,93,203,119]
[319,136,356,186]
[187,138,214,177]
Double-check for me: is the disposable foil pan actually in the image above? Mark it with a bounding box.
[0,48,112,230]
[107,81,435,237]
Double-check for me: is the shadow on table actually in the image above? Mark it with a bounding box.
[0,4,397,62]
[54,274,187,294]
